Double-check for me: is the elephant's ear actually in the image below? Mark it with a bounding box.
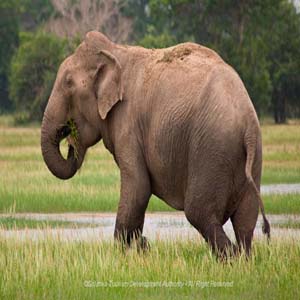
[94,50,123,119]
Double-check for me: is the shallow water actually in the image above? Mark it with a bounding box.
[261,183,300,195]
[1,213,300,242]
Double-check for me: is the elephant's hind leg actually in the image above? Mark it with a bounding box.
[230,188,259,256]
[186,214,236,258]
[184,182,237,258]
[200,221,237,258]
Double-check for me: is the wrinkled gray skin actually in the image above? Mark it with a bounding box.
[41,31,270,257]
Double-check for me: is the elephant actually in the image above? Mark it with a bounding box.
[41,31,270,257]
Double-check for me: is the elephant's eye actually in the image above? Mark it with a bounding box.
[65,74,73,88]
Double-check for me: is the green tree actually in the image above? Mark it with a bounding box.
[0,0,19,112]
[138,26,176,48]
[119,0,152,42]
[0,0,54,114]
[267,1,300,123]
[9,32,68,122]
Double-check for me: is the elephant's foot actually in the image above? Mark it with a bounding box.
[137,236,150,252]
[214,243,239,261]
[114,230,150,252]
[200,223,238,260]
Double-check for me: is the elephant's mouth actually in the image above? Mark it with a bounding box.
[57,124,72,143]
[55,125,76,161]
[56,120,79,160]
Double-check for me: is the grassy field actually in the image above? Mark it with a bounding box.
[1,116,299,300]
[0,237,299,299]
[0,116,299,213]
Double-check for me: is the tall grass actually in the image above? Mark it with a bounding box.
[0,236,299,299]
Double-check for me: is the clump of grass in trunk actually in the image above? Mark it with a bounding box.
[67,118,79,160]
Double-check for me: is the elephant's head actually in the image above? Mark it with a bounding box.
[41,31,123,179]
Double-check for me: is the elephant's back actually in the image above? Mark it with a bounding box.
[154,42,224,67]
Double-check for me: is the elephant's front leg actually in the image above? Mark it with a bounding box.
[114,160,151,250]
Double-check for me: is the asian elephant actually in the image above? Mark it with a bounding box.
[41,31,270,257]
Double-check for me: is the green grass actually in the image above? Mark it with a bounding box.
[0,237,299,299]
[0,216,94,229]
[261,123,300,184]
[264,194,300,214]
[0,116,299,213]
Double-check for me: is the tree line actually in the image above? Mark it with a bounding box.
[1,0,299,124]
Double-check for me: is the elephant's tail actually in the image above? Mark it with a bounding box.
[244,129,271,241]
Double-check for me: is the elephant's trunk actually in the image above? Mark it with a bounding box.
[41,114,82,180]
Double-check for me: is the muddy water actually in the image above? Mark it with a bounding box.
[1,213,300,242]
